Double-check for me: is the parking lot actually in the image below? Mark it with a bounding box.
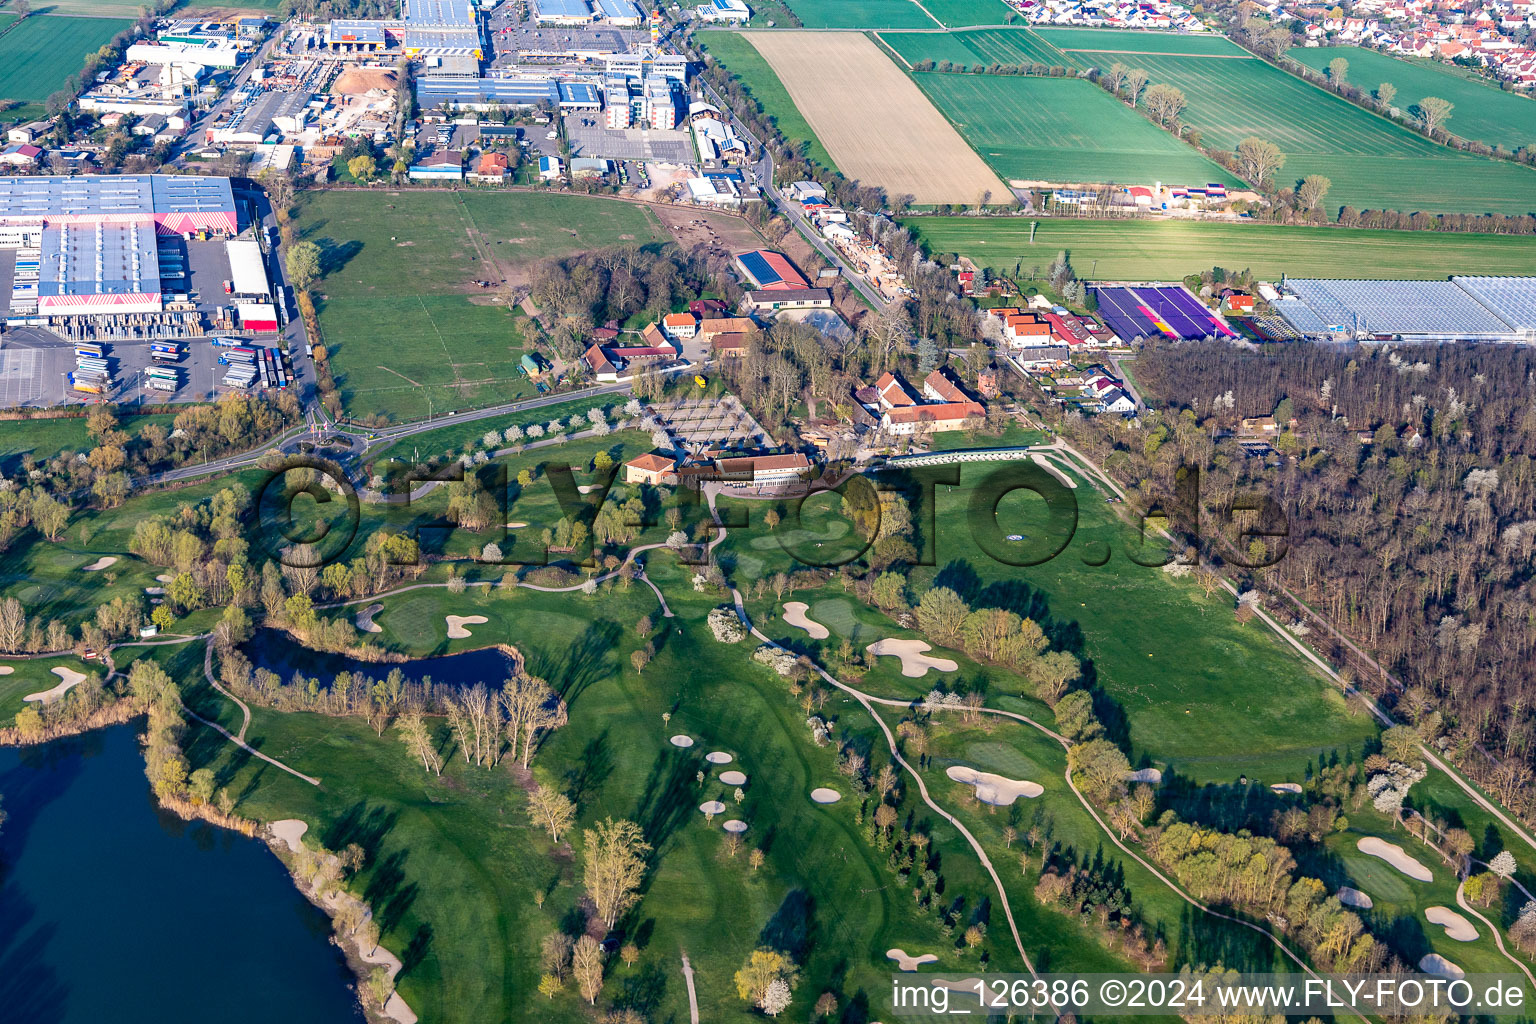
[564,115,695,164]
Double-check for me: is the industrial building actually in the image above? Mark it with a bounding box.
[1274,277,1536,343]
[534,0,644,24]
[415,76,601,111]
[0,175,236,317]
[402,0,485,57]
[735,249,807,291]
[694,0,751,21]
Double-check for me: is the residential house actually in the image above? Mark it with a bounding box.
[709,332,749,358]
[471,151,510,182]
[0,144,42,167]
[662,311,698,339]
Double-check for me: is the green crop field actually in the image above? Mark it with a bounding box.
[1112,52,1536,214]
[1034,26,1250,57]
[1286,45,1536,153]
[26,0,156,13]
[297,189,666,424]
[912,0,1016,26]
[913,72,1239,186]
[0,15,132,104]
[782,0,938,28]
[907,216,1536,280]
[698,30,836,170]
[880,26,1072,68]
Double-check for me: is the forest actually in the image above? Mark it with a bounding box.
[1062,340,1536,827]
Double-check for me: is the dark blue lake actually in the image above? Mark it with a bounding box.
[248,627,519,688]
[0,728,363,1024]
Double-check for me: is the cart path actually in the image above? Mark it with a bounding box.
[1457,879,1536,989]
[680,951,700,1024]
[204,639,253,742]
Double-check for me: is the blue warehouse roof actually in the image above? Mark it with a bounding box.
[416,77,559,107]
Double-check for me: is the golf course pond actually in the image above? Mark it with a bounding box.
[0,728,363,1024]
[246,628,519,687]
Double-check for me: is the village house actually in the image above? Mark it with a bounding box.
[623,451,679,485]
[662,312,698,339]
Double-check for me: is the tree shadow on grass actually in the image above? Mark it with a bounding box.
[614,960,669,1018]
[632,747,702,859]
[528,619,622,710]
[363,849,420,934]
[564,728,614,807]
[758,888,816,961]
[325,802,402,865]
[399,923,433,977]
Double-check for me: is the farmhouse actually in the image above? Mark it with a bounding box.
[744,288,832,312]
[868,369,986,435]
[662,312,698,339]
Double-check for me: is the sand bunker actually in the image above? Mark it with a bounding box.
[332,67,397,95]
[719,770,747,786]
[1419,954,1464,979]
[1358,837,1433,882]
[1271,783,1303,794]
[946,765,1042,805]
[705,751,733,764]
[445,615,488,639]
[866,638,958,678]
[270,819,309,853]
[810,787,841,804]
[782,602,829,640]
[24,666,87,704]
[887,949,938,971]
[1126,768,1162,784]
[1337,887,1373,909]
[699,800,727,815]
[1426,906,1478,941]
[0,665,13,676]
[156,574,173,583]
[144,587,165,595]
[722,819,748,833]
[506,522,528,528]
[577,485,598,494]
[356,603,385,633]
[82,556,118,571]
[670,734,695,748]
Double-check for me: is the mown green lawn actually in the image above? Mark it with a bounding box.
[0,15,132,104]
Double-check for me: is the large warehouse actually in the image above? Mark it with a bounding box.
[0,175,236,316]
[1274,277,1536,343]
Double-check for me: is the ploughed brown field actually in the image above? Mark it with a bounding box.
[744,31,1011,206]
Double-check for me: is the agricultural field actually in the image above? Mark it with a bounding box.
[0,15,132,104]
[744,31,1010,204]
[1115,51,1536,214]
[1287,45,1536,153]
[907,216,1536,280]
[697,30,836,171]
[1034,26,1251,57]
[296,189,666,423]
[782,0,937,28]
[880,25,1072,67]
[913,72,1239,186]
[913,0,1018,27]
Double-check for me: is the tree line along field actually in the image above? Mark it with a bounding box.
[911,72,1240,187]
[297,189,666,424]
[1286,44,1536,153]
[698,30,837,171]
[1035,26,1252,57]
[0,15,133,105]
[1100,50,1536,215]
[907,216,1536,280]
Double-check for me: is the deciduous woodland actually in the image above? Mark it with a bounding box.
[1064,341,1536,819]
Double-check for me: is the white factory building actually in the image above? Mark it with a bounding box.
[694,0,750,21]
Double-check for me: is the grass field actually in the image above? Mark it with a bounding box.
[913,73,1239,186]
[907,216,1536,280]
[698,30,837,171]
[1109,52,1536,214]
[298,189,666,424]
[0,413,179,475]
[25,0,155,13]
[0,15,132,104]
[744,32,1009,204]
[1286,45,1536,153]
[782,0,938,28]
